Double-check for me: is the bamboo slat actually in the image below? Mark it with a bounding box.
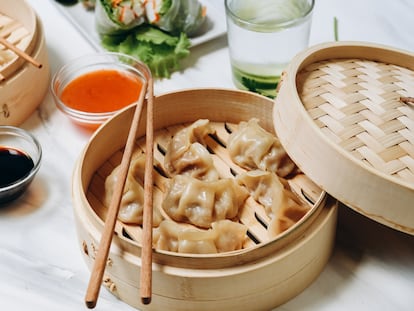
[298,58,414,181]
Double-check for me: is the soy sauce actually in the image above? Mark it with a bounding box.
[0,146,34,187]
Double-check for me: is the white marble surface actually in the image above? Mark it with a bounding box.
[1,0,413,310]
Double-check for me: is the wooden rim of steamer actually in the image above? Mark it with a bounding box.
[74,88,328,269]
[274,41,414,235]
[0,0,37,79]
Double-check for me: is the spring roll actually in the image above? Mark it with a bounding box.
[96,0,146,35]
[145,0,207,36]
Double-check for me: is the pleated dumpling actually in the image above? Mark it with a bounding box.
[236,170,285,217]
[153,219,247,254]
[162,175,248,228]
[236,170,310,237]
[164,119,219,181]
[104,153,162,226]
[227,118,296,177]
[269,190,310,237]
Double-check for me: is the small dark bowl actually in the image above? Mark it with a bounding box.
[0,126,42,204]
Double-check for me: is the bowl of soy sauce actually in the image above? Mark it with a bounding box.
[0,126,42,204]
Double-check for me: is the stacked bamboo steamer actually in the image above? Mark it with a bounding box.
[274,41,414,235]
[0,0,49,126]
[72,89,338,311]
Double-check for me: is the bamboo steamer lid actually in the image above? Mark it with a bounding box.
[274,41,414,235]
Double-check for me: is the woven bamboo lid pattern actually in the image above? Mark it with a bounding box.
[274,42,414,235]
[297,58,414,182]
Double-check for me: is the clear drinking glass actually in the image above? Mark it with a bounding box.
[225,0,314,98]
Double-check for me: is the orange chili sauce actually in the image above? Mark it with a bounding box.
[60,69,143,113]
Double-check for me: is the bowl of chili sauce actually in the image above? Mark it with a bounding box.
[51,52,151,130]
[0,126,42,204]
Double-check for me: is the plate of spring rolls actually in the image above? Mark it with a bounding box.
[53,0,227,50]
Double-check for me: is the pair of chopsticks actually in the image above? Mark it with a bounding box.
[0,36,42,68]
[400,96,414,107]
[0,36,42,82]
[85,77,155,308]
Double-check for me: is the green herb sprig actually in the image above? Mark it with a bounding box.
[334,16,339,41]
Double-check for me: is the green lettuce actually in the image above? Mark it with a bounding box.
[159,0,173,15]
[101,25,191,78]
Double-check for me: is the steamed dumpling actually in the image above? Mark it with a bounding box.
[164,119,219,181]
[168,142,218,180]
[236,170,309,237]
[104,153,162,226]
[162,175,248,228]
[211,220,247,253]
[153,219,247,254]
[227,118,296,177]
[269,191,310,237]
[236,170,285,217]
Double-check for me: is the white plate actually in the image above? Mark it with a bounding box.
[51,0,227,51]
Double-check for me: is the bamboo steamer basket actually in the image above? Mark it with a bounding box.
[0,0,50,126]
[72,89,338,310]
[274,41,414,235]
[0,0,37,79]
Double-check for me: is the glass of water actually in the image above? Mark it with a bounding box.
[225,0,314,98]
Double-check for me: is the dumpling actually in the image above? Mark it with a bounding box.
[162,175,248,228]
[157,220,217,253]
[211,220,247,253]
[152,219,183,252]
[105,154,145,224]
[236,170,309,237]
[153,219,247,254]
[164,119,219,181]
[167,142,218,181]
[104,153,162,226]
[227,118,296,177]
[236,170,285,217]
[269,191,310,237]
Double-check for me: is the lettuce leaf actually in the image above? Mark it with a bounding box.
[159,0,173,15]
[101,25,191,78]
[99,0,120,26]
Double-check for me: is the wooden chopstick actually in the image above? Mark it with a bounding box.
[84,78,148,309]
[0,36,42,69]
[140,77,154,305]
[400,96,414,107]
